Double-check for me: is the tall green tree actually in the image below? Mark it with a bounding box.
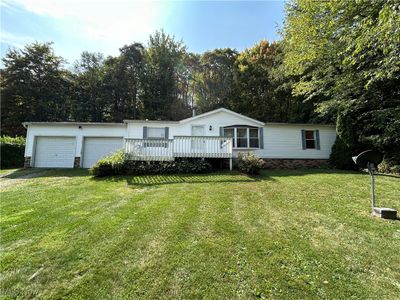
[72,52,106,122]
[99,43,146,122]
[119,43,145,119]
[141,30,190,120]
[283,0,400,168]
[1,42,72,136]
[233,40,316,123]
[194,48,238,113]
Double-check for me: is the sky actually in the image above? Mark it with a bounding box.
[1,0,285,66]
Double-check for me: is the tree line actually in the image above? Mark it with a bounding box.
[1,0,399,170]
[1,30,316,137]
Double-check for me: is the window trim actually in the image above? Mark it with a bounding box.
[304,130,316,149]
[223,126,260,149]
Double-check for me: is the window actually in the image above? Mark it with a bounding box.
[305,130,315,149]
[144,127,168,147]
[147,127,165,139]
[224,128,234,139]
[236,128,248,148]
[223,127,260,149]
[249,128,259,148]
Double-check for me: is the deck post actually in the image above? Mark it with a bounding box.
[229,158,233,171]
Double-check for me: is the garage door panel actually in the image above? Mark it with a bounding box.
[83,137,123,168]
[35,137,76,168]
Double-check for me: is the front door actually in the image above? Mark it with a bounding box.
[191,125,205,151]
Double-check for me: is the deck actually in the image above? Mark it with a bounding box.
[124,136,233,162]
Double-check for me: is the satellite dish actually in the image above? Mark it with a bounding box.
[352,150,383,169]
[352,150,397,219]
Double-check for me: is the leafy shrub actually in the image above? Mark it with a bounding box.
[378,159,400,175]
[89,150,125,177]
[329,137,358,170]
[1,136,26,168]
[124,159,212,175]
[237,152,264,175]
[90,151,213,177]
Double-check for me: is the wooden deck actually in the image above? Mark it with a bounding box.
[125,136,233,161]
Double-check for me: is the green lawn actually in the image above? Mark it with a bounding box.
[0,168,19,176]
[1,169,399,299]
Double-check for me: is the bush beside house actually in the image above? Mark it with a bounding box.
[1,136,25,169]
[329,137,358,170]
[237,152,264,175]
[329,137,400,174]
[90,150,213,177]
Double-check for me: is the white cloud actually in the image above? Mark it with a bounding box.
[0,30,36,49]
[6,0,170,46]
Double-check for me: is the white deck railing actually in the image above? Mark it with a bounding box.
[125,138,174,161]
[125,136,232,161]
[173,136,232,158]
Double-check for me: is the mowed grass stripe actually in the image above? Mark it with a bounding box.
[0,169,399,299]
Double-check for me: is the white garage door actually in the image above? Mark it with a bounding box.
[82,137,123,168]
[34,137,76,168]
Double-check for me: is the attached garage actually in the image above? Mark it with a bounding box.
[34,137,76,168]
[82,137,123,168]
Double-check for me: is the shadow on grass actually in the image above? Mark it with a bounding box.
[259,168,363,178]
[376,172,400,179]
[2,168,89,179]
[94,171,267,187]
[93,169,360,187]
[2,168,376,187]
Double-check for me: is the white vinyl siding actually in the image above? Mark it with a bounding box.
[127,110,264,139]
[34,137,76,168]
[82,137,123,168]
[253,125,336,159]
[24,110,337,164]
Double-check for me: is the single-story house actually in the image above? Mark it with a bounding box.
[23,108,337,169]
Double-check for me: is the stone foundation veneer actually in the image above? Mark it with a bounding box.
[263,158,329,169]
[74,157,81,168]
[24,156,32,168]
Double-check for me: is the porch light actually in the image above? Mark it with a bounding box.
[209,125,212,131]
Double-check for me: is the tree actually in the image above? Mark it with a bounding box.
[141,30,190,120]
[72,52,106,122]
[119,43,145,119]
[1,42,72,136]
[194,48,238,113]
[283,0,400,168]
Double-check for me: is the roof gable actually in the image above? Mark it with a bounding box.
[179,108,265,126]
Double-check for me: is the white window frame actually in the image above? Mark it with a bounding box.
[224,127,260,149]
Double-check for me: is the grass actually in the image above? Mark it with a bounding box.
[1,169,399,299]
[0,168,19,176]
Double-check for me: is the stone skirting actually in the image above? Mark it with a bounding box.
[263,158,329,169]
[74,157,81,168]
[24,156,32,168]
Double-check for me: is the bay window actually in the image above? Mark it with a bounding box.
[236,128,248,148]
[223,126,261,149]
[249,128,259,148]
